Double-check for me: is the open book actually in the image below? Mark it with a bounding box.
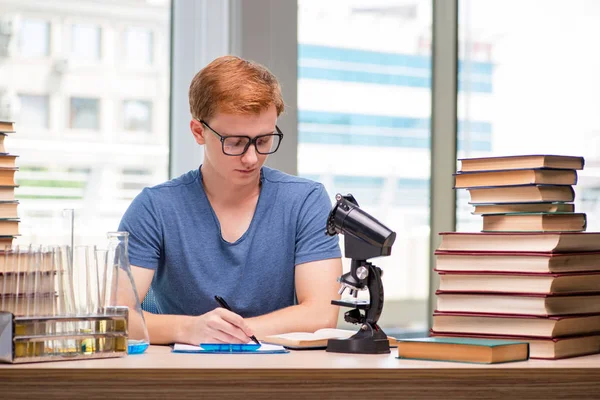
[262,328,398,349]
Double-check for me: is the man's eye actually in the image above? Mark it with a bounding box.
[228,138,245,147]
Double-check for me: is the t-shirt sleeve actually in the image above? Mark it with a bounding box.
[295,183,342,265]
[118,188,163,270]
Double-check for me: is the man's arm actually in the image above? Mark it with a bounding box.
[130,265,254,345]
[247,257,343,338]
[130,265,181,344]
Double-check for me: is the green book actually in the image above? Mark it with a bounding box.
[396,337,529,364]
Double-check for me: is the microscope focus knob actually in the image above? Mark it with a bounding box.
[356,266,369,280]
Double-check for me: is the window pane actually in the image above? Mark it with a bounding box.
[457,0,600,232]
[298,0,432,332]
[18,94,49,129]
[5,3,171,245]
[125,27,153,65]
[70,97,100,130]
[124,100,152,132]
[71,24,101,61]
[19,19,50,57]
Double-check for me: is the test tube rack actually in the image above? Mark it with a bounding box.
[0,307,128,364]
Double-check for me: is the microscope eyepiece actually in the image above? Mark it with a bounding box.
[326,193,396,255]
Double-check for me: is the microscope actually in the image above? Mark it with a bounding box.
[325,193,396,354]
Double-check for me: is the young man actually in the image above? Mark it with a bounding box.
[119,56,343,345]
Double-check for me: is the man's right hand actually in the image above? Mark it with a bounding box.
[182,308,255,344]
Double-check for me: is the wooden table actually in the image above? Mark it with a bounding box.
[1,345,600,399]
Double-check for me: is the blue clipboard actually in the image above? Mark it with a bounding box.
[172,343,289,354]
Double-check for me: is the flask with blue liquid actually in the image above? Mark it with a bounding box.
[105,232,150,354]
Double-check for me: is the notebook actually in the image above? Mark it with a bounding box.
[172,343,289,354]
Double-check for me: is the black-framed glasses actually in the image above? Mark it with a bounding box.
[199,119,284,156]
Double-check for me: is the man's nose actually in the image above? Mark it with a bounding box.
[242,143,258,164]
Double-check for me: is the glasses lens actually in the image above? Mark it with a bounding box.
[256,134,281,154]
[223,136,250,155]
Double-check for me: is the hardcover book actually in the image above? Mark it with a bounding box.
[437,232,600,253]
[431,332,600,360]
[455,168,577,188]
[396,336,528,364]
[437,271,600,294]
[435,251,600,273]
[432,312,600,338]
[436,291,600,316]
[482,212,586,233]
[459,155,584,172]
[467,184,574,204]
[471,202,574,215]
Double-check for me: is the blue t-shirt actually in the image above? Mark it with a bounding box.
[118,166,341,317]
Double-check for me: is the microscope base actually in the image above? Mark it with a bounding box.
[326,337,390,354]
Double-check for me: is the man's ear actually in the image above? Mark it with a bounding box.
[190,119,206,145]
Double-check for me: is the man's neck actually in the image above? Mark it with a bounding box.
[201,164,260,206]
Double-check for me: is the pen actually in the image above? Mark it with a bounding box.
[214,295,260,345]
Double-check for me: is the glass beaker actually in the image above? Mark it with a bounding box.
[105,231,150,354]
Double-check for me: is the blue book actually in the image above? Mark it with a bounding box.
[396,337,529,364]
[172,343,289,354]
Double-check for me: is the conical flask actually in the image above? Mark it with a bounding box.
[105,232,150,354]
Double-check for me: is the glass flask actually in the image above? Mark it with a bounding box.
[105,231,150,354]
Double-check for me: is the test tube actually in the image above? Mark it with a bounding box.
[1,246,8,312]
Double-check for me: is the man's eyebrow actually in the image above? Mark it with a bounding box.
[225,128,277,137]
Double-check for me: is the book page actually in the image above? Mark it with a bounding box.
[267,329,357,341]
[311,328,357,339]
[266,332,319,341]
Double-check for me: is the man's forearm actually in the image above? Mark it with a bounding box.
[143,311,193,344]
[247,303,339,339]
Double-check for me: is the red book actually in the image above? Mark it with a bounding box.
[434,250,600,274]
[437,231,600,253]
[435,290,600,316]
[432,311,600,339]
[467,184,574,204]
[454,168,578,188]
[458,155,585,173]
[436,270,600,294]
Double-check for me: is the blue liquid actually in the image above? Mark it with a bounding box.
[128,340,149,354]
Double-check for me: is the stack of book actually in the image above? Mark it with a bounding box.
[0,249,56,316]
[431,154,600,359]
[0,120,19,249]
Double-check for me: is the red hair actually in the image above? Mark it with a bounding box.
[189,55,284,120]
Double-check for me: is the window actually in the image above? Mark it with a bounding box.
[18,94,49,129]
[125,27,153,65]
[121,168,153,191]
[71,23,101,61]
[123,100,152,132]
[5,2,171,246]
[457,0,600,232]
[298,0,432,332]
[70,97,100,130]
[19,19,50,57]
